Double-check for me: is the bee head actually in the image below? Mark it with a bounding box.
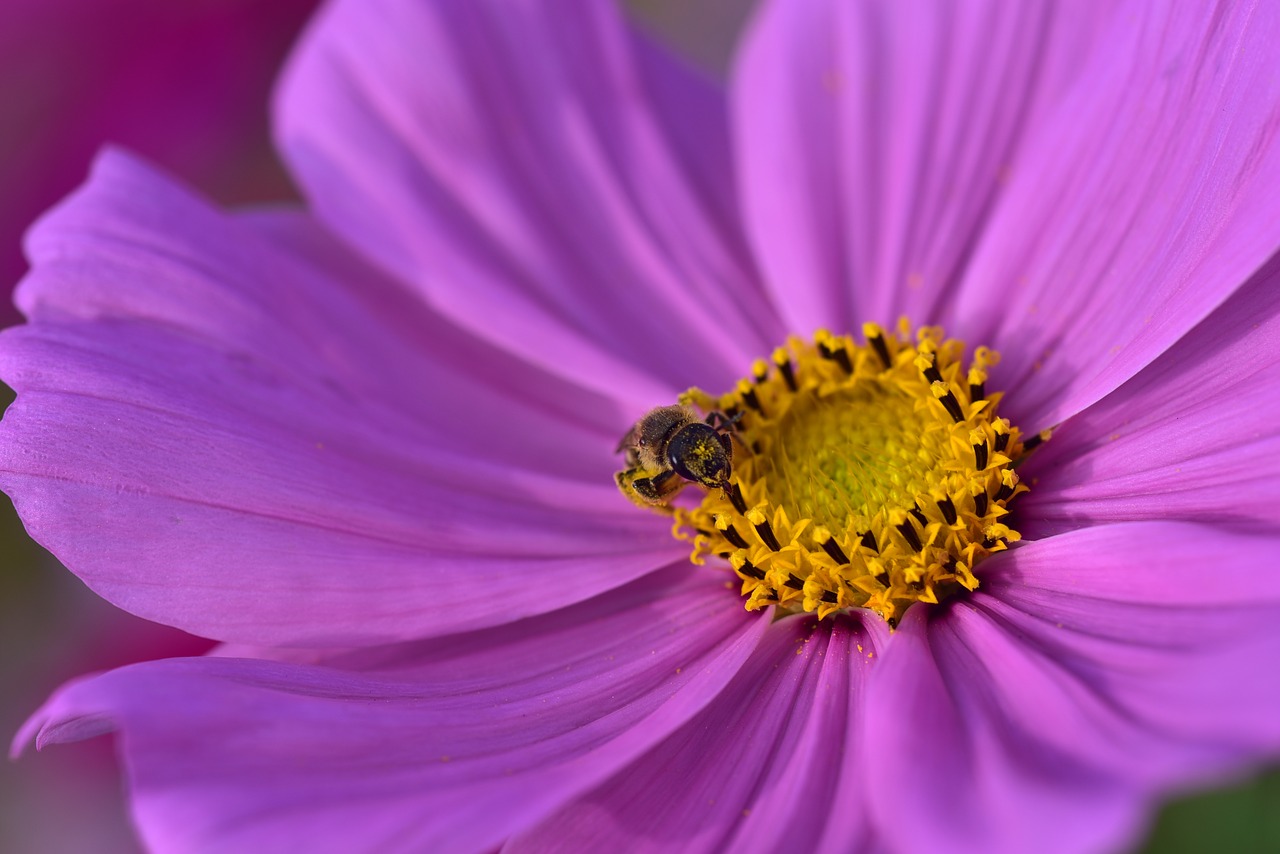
[667,422,732,491]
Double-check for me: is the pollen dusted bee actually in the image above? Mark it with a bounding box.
[615,405,737,510]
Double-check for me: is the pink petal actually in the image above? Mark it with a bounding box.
[863,608,1145,854]
[731,0,1112,337]
[954,2,1280,429]
[1020,255,1280,537]
[979,523,1280,751]
[15,567,769,853]
[862,521,1280,852]
[508,615,889,853]
[861,518,1280,854]
[0,151,678,647]
[276,0,780,406]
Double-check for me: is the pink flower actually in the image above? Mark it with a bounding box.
[7,1,1280,852]
[0,0,317,325]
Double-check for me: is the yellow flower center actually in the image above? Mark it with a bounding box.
[626,320,1045,626]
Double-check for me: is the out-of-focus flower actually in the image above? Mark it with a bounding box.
[0,0,317,326]
[0,1,315,850]
[6,1,1280,852]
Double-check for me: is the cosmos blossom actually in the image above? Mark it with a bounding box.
[0,0,317,327]
[6,0,1280,851]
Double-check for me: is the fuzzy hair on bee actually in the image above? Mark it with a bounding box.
[615,405,737,511]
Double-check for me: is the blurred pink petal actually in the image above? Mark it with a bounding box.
[0,0,318,322]
[277,0,780,405]
[953,1,1280,429]
[508,616,887,852]
[1021,255,1280,537]
[0,151,678,647]
[733,0,1113,339]
[17,568,765,852]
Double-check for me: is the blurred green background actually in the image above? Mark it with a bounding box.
[1,1,1276,851]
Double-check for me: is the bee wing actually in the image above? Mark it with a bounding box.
[615,423,640,454]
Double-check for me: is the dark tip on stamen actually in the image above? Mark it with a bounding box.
[982,536,999,549]
[910,507,929,528]
[694,527,712,537]
[738,559,766,580]
[741,387,764,416]
[897,519,924,552]
[717,552,730,559]
[820,537,850,565]
[729,483,748,514]
[994,483,1014,503]
[973,441,989,471]
[939,389,965,423]
[777,358,798,392]
[994,432,1010,453]
[922,354,944,385]
[974,491,989,517]
[784,574,805,590]
[752,364,768,384]
[969,381,985,402]
[1022,431,1046,452]
[721,524,749,550]
[754,517,783,551]
[937,496,958,525]
[817,340,853,374]
[870,333,892,370]
[860,530,879,552]
[820,590,839,604]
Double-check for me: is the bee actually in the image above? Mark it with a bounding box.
[615,405,737,509]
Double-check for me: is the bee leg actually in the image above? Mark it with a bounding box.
[705,410,744,430]
[616,468,681,513]
[636,469,684,504]
[705,410,746,461]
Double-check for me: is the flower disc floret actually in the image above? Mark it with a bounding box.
[672,321,1040,625]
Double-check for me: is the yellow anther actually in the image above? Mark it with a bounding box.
[653,323,1038,624]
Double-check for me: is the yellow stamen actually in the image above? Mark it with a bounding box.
[664,322,1033,625]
